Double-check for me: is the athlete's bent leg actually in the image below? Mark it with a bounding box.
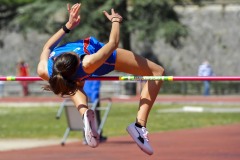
[115,48,164,126]
[115,48,164,155]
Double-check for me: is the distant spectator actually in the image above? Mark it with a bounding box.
[0,76,4,98]
[16,60,29,96]
[198,60,214,96]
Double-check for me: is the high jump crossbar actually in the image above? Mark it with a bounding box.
[0,76,240,81]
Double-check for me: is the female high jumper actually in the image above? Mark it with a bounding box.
[37,3,164,155]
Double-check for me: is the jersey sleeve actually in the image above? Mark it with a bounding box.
[89,36,105,52]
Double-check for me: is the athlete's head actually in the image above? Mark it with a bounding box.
[44,52,80,97]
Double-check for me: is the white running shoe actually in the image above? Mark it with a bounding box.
[126,123,153,155]
[83,109,99,148]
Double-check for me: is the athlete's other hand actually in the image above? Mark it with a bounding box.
[103,9,122,23]
[66,3,81,30]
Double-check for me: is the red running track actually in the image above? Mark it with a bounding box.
[0,124,240,160]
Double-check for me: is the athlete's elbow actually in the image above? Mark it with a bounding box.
[37,63,49,81]
[37,66,44,77]
[82,58,95,74]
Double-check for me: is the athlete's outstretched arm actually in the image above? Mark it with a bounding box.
[82,9,122,74]
[37,3,81,80]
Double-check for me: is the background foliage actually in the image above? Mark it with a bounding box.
[1,0,195,50]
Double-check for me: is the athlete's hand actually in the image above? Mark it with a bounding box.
[103,9,122,23]
[66,3,81,30]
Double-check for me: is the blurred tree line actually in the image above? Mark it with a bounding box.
[0,0,209,50]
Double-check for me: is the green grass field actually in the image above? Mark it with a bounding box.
[0,103,240,140]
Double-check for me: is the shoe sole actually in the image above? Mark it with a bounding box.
[84,109,99,148]
[126,126,153,155]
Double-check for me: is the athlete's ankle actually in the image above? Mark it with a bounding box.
[135,122,143,128]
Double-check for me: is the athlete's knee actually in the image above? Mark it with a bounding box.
[153,65,164,76]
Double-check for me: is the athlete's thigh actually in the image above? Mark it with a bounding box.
[115,48,163,76]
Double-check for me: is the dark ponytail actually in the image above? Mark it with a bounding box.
[43,52,79,97]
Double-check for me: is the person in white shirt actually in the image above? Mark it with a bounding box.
[0,77,4,98]
[198,61,214,96]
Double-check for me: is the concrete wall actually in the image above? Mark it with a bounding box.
[0,31,48,75]
[132,4,240,76]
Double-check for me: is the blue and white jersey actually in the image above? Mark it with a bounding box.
[48,36,117,80]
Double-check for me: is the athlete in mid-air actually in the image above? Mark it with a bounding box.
[37,3,164,155]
